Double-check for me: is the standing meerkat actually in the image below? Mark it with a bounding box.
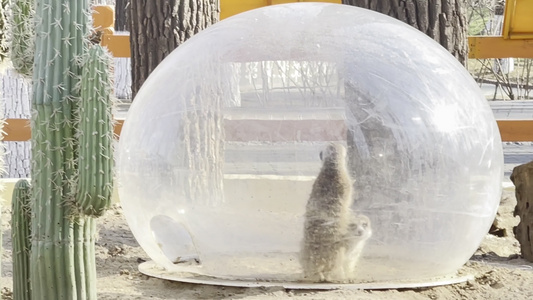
[300,142,353,282]
[341,214,372,279]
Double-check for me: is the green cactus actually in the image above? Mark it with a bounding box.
[9,0,35,76]
[0,0,8,63]
[30,0,112,299]
[11,179,32,300]
[76,44,114,217]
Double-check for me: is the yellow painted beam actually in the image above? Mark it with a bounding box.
[3,118,533,142]
[220,0,269,20]
[497,120,533,142]
[503,0,516,39]
[3,119,125,141]
[101,34,130,58]
[92,5,114,35]
[92,5,131,57]
[502,0,533,40]
[3,119,31,142]
[468,36,533,59]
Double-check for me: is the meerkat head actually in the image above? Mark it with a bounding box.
[347,215,372,238]
[319,142,347,163]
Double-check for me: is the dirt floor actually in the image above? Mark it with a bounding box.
[1,186,532,300]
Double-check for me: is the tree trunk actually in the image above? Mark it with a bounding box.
[114,0,130,31]
[511,161,533,262]
[0,69,32,178]
[342,0,468,66]
[114,0,132,101]
[129,0,219,98]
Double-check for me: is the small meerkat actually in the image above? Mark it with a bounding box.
[342,214,372,279]
[300,142,354,282]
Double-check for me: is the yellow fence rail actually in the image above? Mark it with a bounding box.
[3,118,531,142]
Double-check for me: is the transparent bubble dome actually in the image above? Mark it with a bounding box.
[118,3,503,283]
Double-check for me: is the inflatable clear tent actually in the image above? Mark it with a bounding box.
[117,3,503,288]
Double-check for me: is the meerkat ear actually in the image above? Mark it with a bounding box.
[319,151,323,161]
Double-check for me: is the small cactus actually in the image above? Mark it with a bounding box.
[9,0,35,76]
[75,44,114,217]
[12,179,32,300]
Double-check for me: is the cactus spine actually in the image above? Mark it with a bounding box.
[12,179,32,300]
[9,0,35,76]
[76,44,114,217]
[30,0,107,299]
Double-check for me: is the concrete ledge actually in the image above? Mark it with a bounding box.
[0,178,515,207]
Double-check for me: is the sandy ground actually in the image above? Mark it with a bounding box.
[1,187,532,300]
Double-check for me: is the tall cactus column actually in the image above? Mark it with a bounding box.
[31,0,94,299]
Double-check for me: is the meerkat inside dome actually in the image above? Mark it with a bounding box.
[300,142,354,282]
[341,213,372,280]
